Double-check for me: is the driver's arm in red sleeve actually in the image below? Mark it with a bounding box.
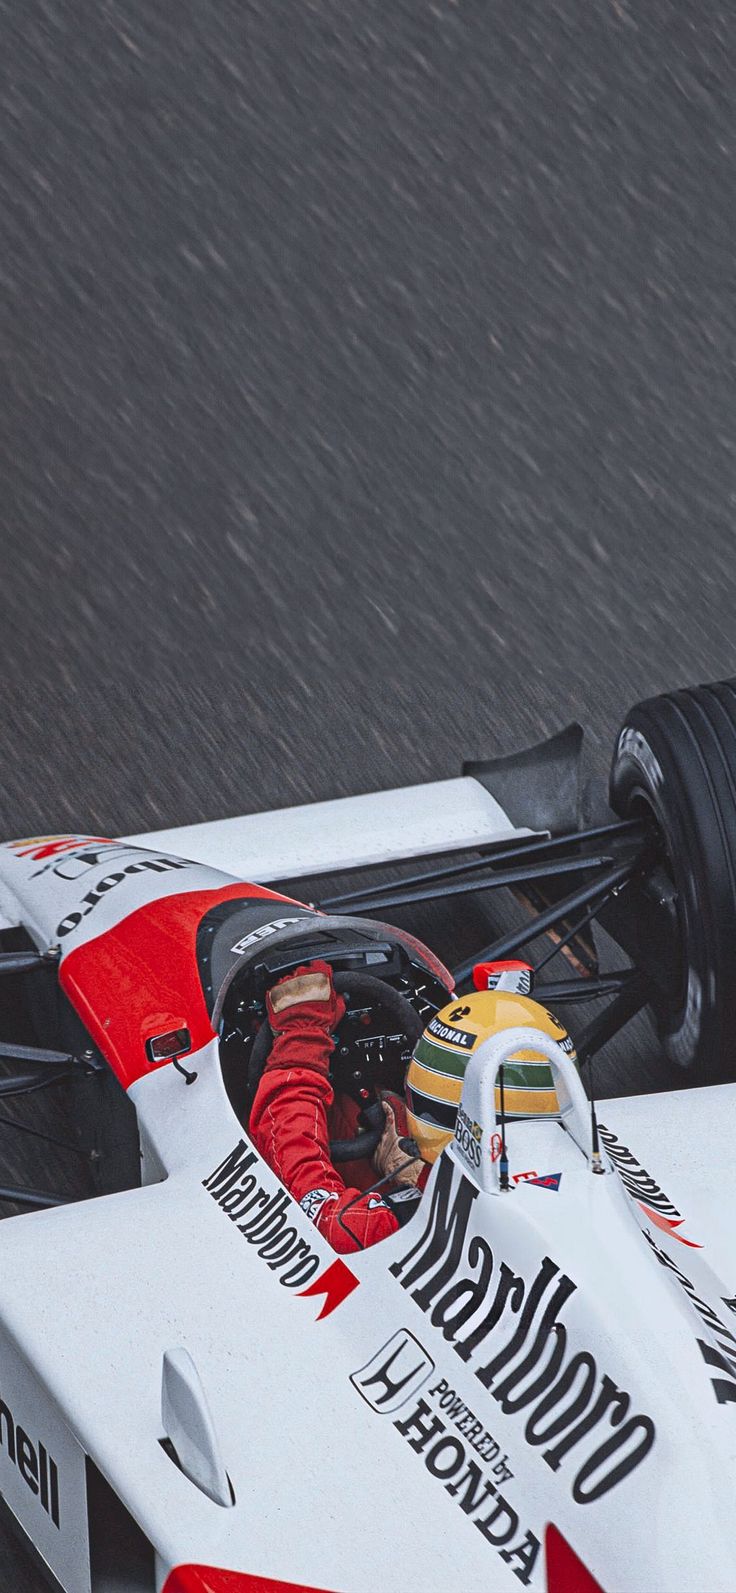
[249,962,400,1254]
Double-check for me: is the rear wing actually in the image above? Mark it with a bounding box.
[122,725,584,884]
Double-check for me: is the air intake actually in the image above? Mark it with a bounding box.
[161,1347,233,1508]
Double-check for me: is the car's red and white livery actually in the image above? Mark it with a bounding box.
[1,682,736,1593]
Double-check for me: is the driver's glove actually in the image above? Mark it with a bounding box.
[265,961,345,1073]
[373,1098,423,1186]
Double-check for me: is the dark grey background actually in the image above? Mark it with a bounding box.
[1,1,734,1586]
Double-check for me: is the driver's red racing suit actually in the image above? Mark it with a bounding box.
[250,961,420,1253]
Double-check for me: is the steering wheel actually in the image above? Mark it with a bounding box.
[247,970,424,1162]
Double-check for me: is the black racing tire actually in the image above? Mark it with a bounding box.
[610,677,736,1083]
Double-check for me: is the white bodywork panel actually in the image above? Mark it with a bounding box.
[0,1331,90,1592]
[0,1042,544,1593]
[122,776,539,882]
[0,771,536,957]
[3,794,736,1590]
[0,1039,734,1590]
[0,877,20,933]
[0,839,238,955]
[598,1082,736,1290]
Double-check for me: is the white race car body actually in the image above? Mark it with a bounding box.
[0,776,733,1593]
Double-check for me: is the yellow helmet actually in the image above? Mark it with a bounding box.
[405,987,576,1164]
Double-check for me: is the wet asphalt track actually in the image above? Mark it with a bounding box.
[1,1,736,1586]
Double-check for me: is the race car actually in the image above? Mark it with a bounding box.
[0,676,735,1592]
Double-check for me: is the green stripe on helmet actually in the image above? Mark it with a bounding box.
[502,1062,555,1090]
[414,1036,555,1094]
[413,1035,469,1079]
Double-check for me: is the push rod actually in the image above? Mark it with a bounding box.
[0,1186,69,1208]
[0,1041,77,1067]
[533,896,602,973]
[533,971,638,1004]
[576,972,651,1063]
[453,856,638,987]
[316,852,620,918]
[0,1071,75,1097]
[0,951,48,975]
[319,816,648,911]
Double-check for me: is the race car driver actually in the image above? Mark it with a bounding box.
[250,955,572,1253]
[249,960,423,1253]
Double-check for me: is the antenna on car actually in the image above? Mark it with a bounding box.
[583,1052,605,1175]
[498,1064,510,1191]
[336,1155,422,1249]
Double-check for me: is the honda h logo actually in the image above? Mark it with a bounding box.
[350,1329,435,1414]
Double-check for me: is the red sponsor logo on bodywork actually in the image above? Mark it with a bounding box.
[545,1523,606,1592]
[297,1259,360,1320]
[598,1125,702,1248]
[638,1203,702,1248]
[512,1169,562,1191]
[163,1568,338,1593]
[8,835,109,861]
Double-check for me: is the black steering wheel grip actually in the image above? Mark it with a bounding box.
[247,970,423,1163]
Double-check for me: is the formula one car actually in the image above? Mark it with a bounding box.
[0,677,736,1593]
